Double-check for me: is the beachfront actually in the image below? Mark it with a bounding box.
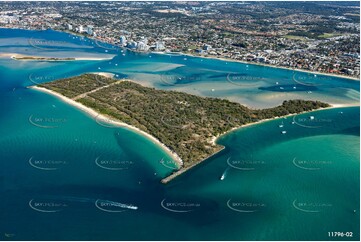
[28,73,356,184]
[29,85,184,169]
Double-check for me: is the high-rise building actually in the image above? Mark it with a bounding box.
[120,36,127,46]
[203,44,212,51]
[137,41,149,51]
[155,41,165,51]
[78,25,84,33]
[126,41,138,49]
[140,37,148,45]
[86,25,93,35]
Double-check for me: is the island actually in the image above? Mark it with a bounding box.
[12,56,76,61]
[3,53,114,61]
[31,74,330,183]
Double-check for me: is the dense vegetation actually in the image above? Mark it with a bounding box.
[40,74,330,167]
[40,74,117,98]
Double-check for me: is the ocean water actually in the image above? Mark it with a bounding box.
[0,28,359,241]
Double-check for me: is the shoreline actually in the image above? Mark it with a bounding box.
[28,85,183,168]
[212,102,360,146]
[29,84,359,184]
[161,147,225,184]
[168,52,360,81]
[27,82,359,185]
[0,52,115,61]
[1,27,358,81]
[161,102,359,184]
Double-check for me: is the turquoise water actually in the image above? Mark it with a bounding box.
[0,28,359,240]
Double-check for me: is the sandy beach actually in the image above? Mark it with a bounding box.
[29,85,183,168]
[160,102,360,183]
[0,52,115,61]
[212,102,360,146]
[161,147,225,184]
[2,26,358,80]
[90,72,115,78]
[31,83,358,184]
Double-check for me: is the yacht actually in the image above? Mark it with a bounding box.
[279,121,284,128]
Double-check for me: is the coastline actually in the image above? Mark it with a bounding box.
[29,84,359,184]
[90,72,115,78]
[161,147,225,184]
[28,85,183,168]
[5,27,357,183]
[0,52,115,61]
[212,102,360,146]
[173,52,360,81]
[161,102,359,184]
[1,26,358,80]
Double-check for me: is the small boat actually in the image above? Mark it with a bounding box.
[279,121,284,128]
[220,167,229,180]
[309,116,315,120]
[281,131,287,134]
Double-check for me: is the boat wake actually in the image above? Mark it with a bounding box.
[220,167,230,181]
[42,196,138,210]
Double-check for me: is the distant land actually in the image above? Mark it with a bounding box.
[2,1,358,78]
[33,74,330,182]
[13,56,75,61]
